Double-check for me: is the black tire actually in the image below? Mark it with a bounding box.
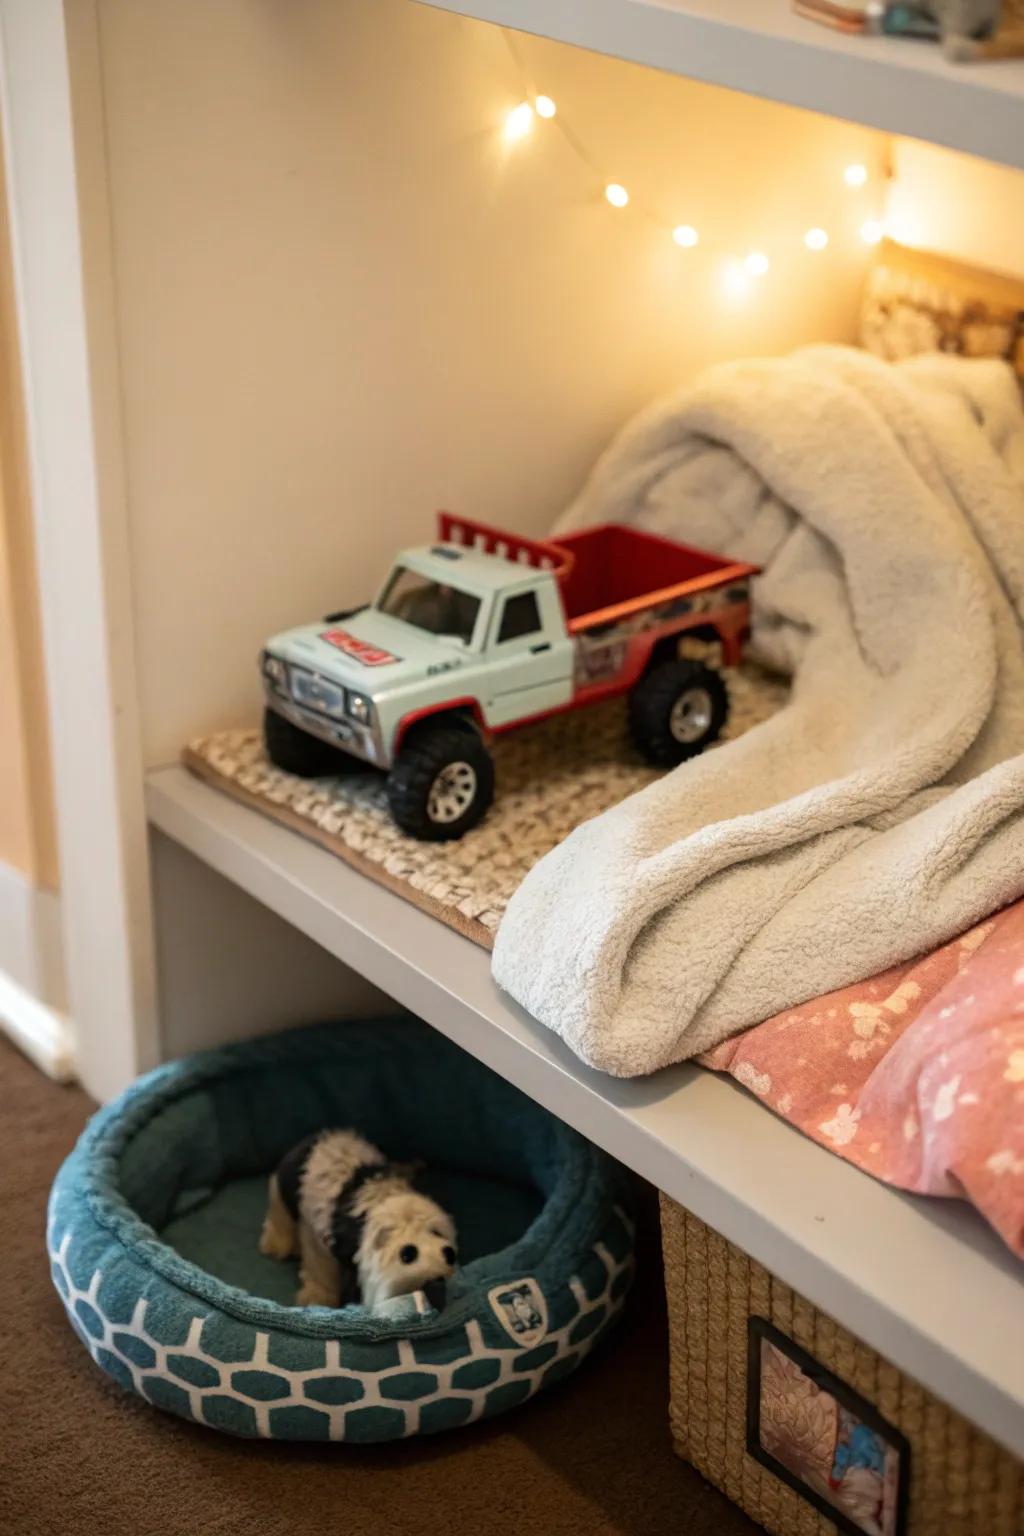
[263,706,358,778]
[628,659,729,768]
[386,723,494,841]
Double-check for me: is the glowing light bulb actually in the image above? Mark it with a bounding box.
[504,102,534,141]
[844,162,868,187]
[745,251,770,276]
[534,95,557,119]
[605,183,629,208]
[804,227,829,251]
[672,224,699,248]
[860,219,884,245]
[721,259,751,300]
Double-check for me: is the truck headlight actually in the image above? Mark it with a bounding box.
[262,652,287,691]
[347,691,372,725]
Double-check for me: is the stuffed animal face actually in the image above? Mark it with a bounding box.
[356,1191,458,1309]
[928,0,1001,39]
[262,1128,460,1313]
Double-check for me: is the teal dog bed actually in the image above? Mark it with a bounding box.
[48,1019,634,1442]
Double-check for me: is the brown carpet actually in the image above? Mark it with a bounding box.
[0,1033,757,1536]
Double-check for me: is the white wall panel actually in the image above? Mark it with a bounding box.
[150,831,391,1060]
[887,138,1024,280]
[91,0,884,766]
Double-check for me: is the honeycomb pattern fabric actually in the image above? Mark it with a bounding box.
[184,662,788,947]
[47,1021,636,1442]
[48,1202,634,1441]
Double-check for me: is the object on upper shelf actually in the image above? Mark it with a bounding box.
[796,0,1024,57]
[260,515,758,841]
[792,0,878,33]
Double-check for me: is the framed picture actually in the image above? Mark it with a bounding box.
[747,1317,910,1536]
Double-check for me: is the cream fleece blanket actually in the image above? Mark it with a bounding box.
[491,347,1024,1077]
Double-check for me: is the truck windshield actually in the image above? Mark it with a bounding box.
[377,565,481,646]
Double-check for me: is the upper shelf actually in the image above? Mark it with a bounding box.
[147,763,1024,1458]
[416,0,1024,170]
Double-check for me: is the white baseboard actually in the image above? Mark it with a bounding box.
[0,859,66,1007]
[0,966,75,1080]
[0,862,73,1080]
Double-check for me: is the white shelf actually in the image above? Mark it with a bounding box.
[417,0,1024,170]
[147,764,1024,1455]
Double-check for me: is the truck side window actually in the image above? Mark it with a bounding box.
[497,591,542,643]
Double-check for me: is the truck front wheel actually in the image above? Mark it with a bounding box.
[387,724,494,841]
[629,659,729,767]
[264,707,357,778]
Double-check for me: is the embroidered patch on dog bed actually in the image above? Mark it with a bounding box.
[488,1279,548,1347]
[184,663,787,948]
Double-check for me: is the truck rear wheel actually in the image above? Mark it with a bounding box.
[264,707,357,778]
[629,659,729,767]
[387,723,494,841]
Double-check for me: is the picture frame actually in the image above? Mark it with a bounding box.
[747,1317,911,1536]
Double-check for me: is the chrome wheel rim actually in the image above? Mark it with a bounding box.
[669,687,713,744]
[427,761,478,823]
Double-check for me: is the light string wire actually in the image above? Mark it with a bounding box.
[502,28,670,235]
[499,27,886,270]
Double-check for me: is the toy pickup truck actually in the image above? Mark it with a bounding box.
[261,513,758,840]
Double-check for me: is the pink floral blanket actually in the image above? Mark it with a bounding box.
[702,900,1024,1259]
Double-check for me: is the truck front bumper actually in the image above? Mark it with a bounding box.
[263,686,384,768]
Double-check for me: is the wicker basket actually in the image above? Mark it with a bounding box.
[659,1196,1024,1536]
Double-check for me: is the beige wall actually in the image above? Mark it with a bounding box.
[0,146,58,891]
[21,5,1015,866]
[89,0,886,768]
[887,138,1024,280]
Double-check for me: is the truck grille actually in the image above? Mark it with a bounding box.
[289,668,345,719]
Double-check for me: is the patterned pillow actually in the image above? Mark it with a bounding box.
[860,239,1024,379]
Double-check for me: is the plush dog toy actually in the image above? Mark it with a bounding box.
[924,0,1003,56]
[259,1129,457,1310]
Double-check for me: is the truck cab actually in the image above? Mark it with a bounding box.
[375,542,575,731]
[262,540,574,773]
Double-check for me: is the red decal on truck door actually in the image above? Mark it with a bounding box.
[320,629,399,667]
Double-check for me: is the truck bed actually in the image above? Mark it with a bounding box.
[555,523,758,631]
[435,512,758,633]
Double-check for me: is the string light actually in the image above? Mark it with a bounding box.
[721,259,751,300]
[504,101,534,141]
[498,30,883,283]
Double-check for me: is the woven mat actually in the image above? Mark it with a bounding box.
[185,663,788,949]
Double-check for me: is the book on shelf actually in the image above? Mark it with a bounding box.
[795,0,1024,54]
[793,0,873,30]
